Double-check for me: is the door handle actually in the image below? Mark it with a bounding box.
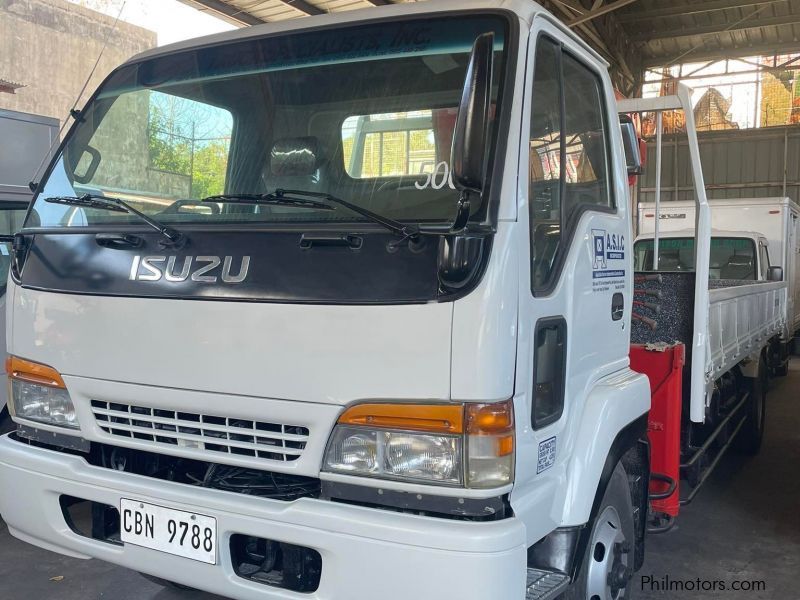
[95,233,143,249]
[611,292,624,321]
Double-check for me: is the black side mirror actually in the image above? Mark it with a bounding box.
[768,266,783,281]
[619,115,642,176]
[451,32,494,197]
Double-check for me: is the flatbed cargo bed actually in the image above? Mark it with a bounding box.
[632,273,787,409]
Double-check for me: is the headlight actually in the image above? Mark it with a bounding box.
[323,400,513,488]
[6,356,79,429]
[326,426,462,484]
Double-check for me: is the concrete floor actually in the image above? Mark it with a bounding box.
[0,361,798,599]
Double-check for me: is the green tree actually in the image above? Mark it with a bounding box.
[190,141,229,198]
[147,103,192,175]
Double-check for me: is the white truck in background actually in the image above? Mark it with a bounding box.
[635,197,800,372]
[0,2,789,600]
[0,108,59,431]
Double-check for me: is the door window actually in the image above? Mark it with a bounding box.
[759,243,770,279]
[532,317,567,429]
[529,37,615,294]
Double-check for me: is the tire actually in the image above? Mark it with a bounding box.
[774,361,789,377]
[0,409,15,435]
[563,462,635,600]
[735,358,767,456]
[138,572,196,591]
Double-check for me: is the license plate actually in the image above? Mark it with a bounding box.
[120,499,217,564]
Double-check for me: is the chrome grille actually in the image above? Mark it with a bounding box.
[91,400,309,462]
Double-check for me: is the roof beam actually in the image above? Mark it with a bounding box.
[642,38,800,66]
[631,13,800,41]
[618,0,787,23]
[180,0,328,22]
[545,0,638,89]
[281,0,326,15]
[177,0,266,25]
[568,0,640,27]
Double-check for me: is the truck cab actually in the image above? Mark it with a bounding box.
[0,2,676,599]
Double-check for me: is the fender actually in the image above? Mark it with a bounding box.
[527,368,650,575]
[528,415,650,577]
[560,367,650,526]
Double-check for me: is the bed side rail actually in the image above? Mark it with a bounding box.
[707,281,788,378]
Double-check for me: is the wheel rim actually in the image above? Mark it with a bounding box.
[586,505,630,600]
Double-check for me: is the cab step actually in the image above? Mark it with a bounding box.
[525,568,570,600]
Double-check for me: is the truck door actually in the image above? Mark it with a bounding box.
[515,20,631,503]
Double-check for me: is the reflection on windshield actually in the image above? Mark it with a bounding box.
[29,15,508,230]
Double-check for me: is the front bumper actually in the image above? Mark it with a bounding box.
[0,435,527,600]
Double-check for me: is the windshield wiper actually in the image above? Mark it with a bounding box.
[201,193,335,211]
[45,194,184,246]
[272,189,423,241]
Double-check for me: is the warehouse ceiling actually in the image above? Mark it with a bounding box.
[179,0,800,95]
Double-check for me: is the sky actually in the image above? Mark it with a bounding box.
[67,0,238,46]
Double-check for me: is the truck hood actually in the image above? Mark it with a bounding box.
[8,285,454,405]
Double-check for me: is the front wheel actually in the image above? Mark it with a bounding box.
[0,408,15,435]
[735,357,767,455]
[563,462,635,600]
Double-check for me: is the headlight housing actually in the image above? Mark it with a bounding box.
[323,400,514,488]
[6,356,79,429]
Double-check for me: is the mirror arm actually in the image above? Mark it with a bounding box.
[451,190,472,232]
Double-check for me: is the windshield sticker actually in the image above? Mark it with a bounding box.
[537,437,557,474]
[101,18,507,95]
[591,228,626,292]
[415,162,456,190]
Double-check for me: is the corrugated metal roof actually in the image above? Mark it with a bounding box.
[179,0,414,25]
[616,0,800,67]
[179,0,800,68]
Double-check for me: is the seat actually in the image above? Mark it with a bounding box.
[267,136,324,192]
[656,251,682,271]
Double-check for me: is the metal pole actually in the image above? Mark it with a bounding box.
[678,84,712,424]
[783,126,788,197]
[654,111,663,270]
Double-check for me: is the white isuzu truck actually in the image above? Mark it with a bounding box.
[636,197,800,346]
[0,2,788,600]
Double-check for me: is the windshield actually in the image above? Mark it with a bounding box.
[28,15,508,230]
[634,237,758,280]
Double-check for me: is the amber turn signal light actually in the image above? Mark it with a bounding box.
[337,402,464,434]
[5,356,66,389]
[466,399,514,434]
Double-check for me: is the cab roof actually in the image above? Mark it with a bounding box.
[125,0,595,66]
